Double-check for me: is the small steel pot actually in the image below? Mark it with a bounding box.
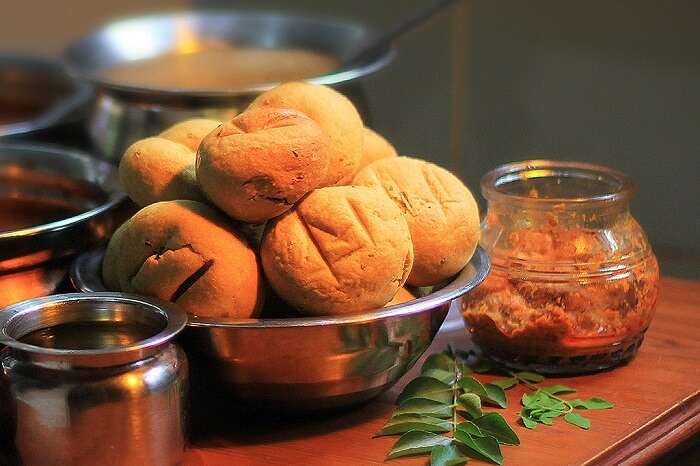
[0,53,91,143]
[0,143,129,307]
[0,293,188,466]
[71,247,489,411]
[63,10,395,161]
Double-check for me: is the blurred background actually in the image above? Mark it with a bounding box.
[2,0,698,278]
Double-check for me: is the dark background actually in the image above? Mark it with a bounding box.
[3,0,699,278]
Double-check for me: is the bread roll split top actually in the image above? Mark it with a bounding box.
[197,106,330,223]
[250,82,363,187]
[261,186,414,315]
[353,156,480,286]
[102,200,263,319]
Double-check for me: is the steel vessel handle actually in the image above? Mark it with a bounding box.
[340,0,461,68]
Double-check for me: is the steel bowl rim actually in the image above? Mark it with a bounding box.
[62,9,396,98]
[0,53,93,137]
[0,292,187,361]
[0,142,128,242]
[71,246,490,328]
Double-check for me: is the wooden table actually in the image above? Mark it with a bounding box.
[184,277,700,466]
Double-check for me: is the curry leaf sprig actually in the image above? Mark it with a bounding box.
[464,353,615,430]
[463,351,615,430]
[377,348,616,464]
[376,347,519,465]
[518,384,614,430]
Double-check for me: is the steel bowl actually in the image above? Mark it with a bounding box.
[63,10,395,162]
[70,247,488,410]
[0,143,129,307]
[0,54,91,141]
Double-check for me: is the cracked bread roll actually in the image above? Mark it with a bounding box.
[159,118,222,152]
[261,186,413,316]
[102,200,263,319]
[358,127,398,172]
[119,137,205,207]
[353,156,480,287]
[249,82,363,186]
[197,106,330,223]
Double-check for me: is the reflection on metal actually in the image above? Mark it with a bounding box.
[71,247,489,410]
[63,11,395,161]
[0,143,128,308]
[0,293,188,466]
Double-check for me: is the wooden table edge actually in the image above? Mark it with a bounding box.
[584,389,700,465]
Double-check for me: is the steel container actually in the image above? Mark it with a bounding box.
[0,53,91,142]
[71,247,489,411]
[0,293,188,466]
[0,143,129,307]
[63,10,395,161]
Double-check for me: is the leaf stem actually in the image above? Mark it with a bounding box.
[509,372,540,391]
[508,371,574,413]
[451,353,460,437]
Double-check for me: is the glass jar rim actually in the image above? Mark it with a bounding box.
[481,159,634,205]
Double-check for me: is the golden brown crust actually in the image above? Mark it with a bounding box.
[159,118,222,152]
[358,127,398,172]
[260,186,413,315]
[353,156,480,286]
[119,137,205,207]
[102,221,129,291]
[197,106,330,223]
[385,287,416,307]
[250,82,363,186]
[102,200,263,319]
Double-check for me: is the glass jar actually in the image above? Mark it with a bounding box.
[461,160,659,374]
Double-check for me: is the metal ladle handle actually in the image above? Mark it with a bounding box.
[341,0,462,68]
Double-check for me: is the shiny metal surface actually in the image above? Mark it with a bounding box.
[63,10,394,161]
[0,54,91,138]
[0,143,128,307]
[0,293,188,466]
[71,247,489,409]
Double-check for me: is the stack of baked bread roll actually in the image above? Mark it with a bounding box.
[104,82,480,319]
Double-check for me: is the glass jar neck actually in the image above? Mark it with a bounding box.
[479,160,651,275]
[481,159,635,232]
[484,197,631,229]
[481,160,634,205]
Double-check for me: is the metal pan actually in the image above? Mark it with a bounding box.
[63,10,395,161]
[0,143,129,307]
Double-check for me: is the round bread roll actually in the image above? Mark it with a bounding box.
[197,106,330,223]
[358,127,398,171]
[353,156,480,287]
[119,137,204,207]
[159,118,222,152]
[385,287,416,307]
[250,82,363,186]
[102,200,263,319]
[261,186,414,315]
[102,220,129,291]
